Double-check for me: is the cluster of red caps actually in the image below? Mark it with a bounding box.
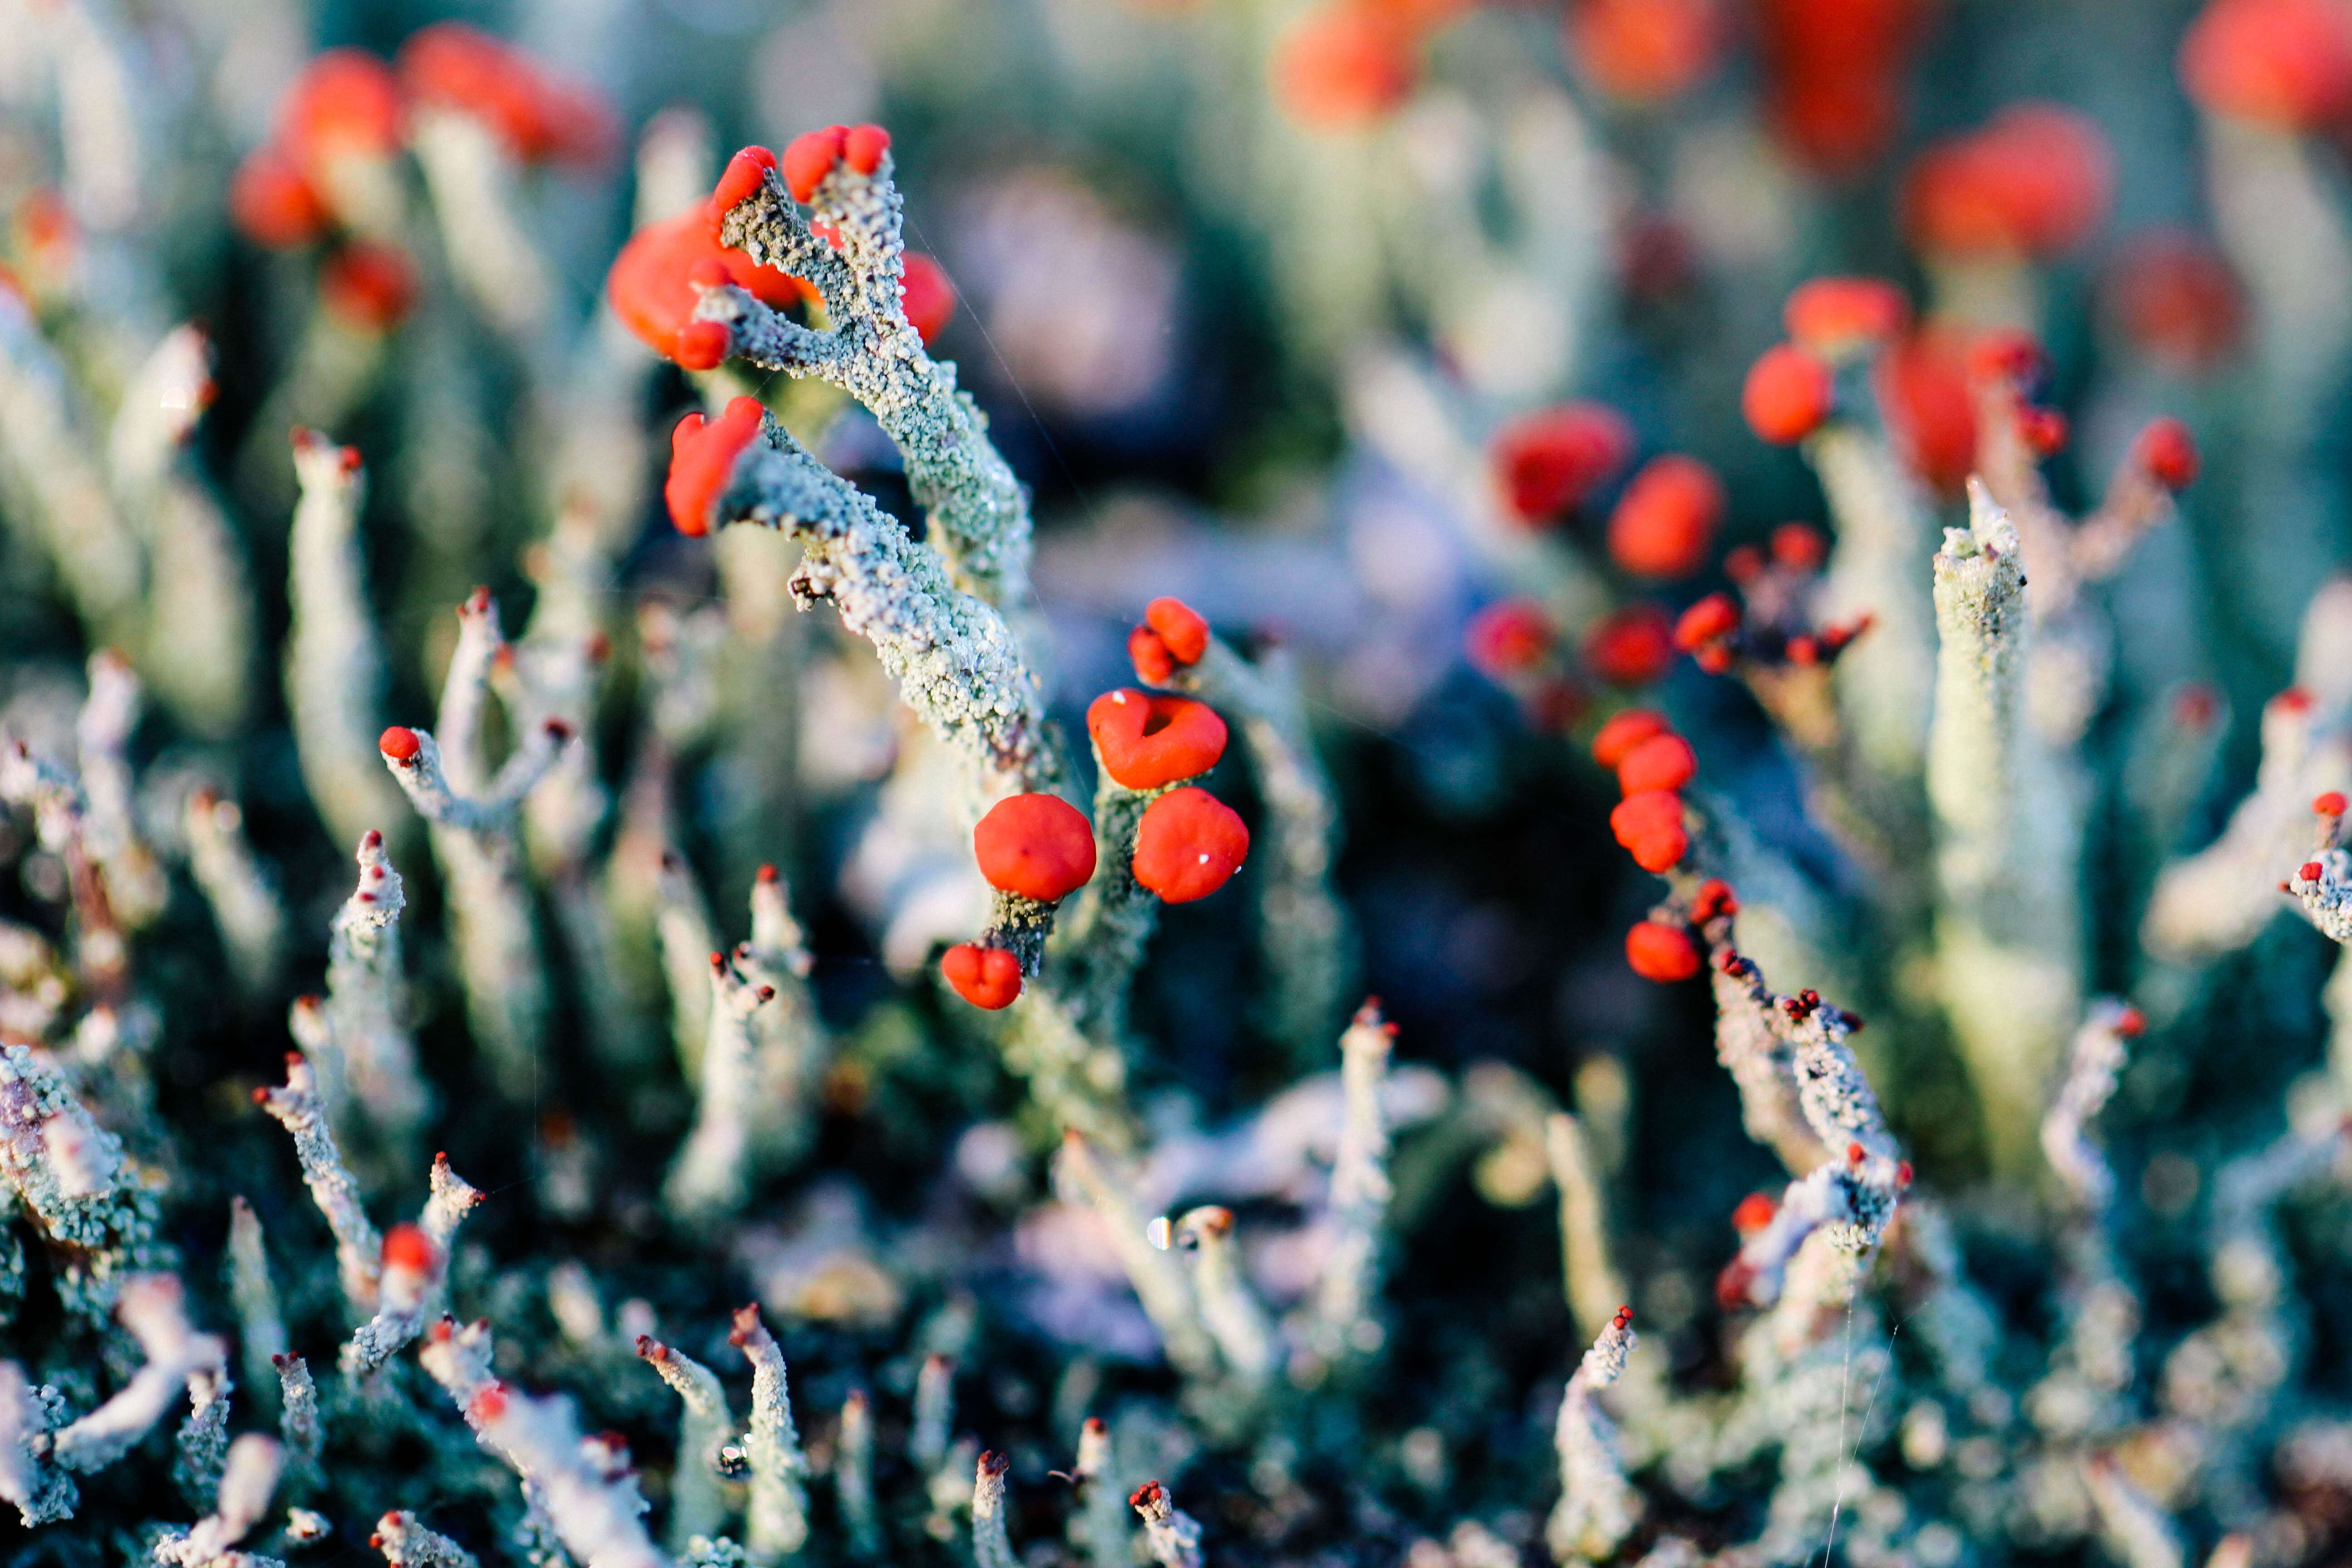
[1756,0,1934,175]
[940,598,1251,1010]
[1591,709,1735,982]
[608,129,955,373]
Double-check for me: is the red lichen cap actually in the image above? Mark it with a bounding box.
[1465,600,1554,679]
[398,24,615,166]
[229,148,328,250]
[1730,1191,1778,1233]
[2180,0,2352,131]
[379,726,422,763]
[1491,403,1637,525]
[974,794,1098,902]
[1743,344,1836,445]
[607,208,813,368]
[2319,791,2349,816]
[1968,327,2045,384]
[1785,277,1910,351]
[1132,786,1250,903]
[2017,407,2069,457]
[2302,861,2327,883]
[1145,598,1211,665]
[1584,604,1676,686]
[1617,732,1697,795]
[1878,327,1977,494]
[1609,456,1725,578]
[2138,417,2200,490]
[2105,230,2243,375]
[382,1222,437,1275]
[1900,103,2113,259]
[1592,709,1672,768]
[1625,919,1701,981]
[1564,0,1724,104]
[664,397,766,538]
[710,146,779,225]
[1130,626,1177,685]
[782,125,851,202]
[1691,877,1739,922]
[1610,789,1688,872]
[1274,5,1419,130]
[279,51,405,180]
[941,943,1023,1009]
[902,254,956,345]
[1086,690,1229,790]
[320,242,417,333]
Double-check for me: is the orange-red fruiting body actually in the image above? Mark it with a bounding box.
[2106,231,2244,374]
[1743,344,1836,444]
[1130,626,1177,685]
[1771,523,1828,569]
[665,397,766,537]
[1785,276,1910,351]
[1691,878,1739,922]
[1617,732,1697,795]
[2017,407,2069,456]
[1609,456,1725,578]
[1592,709,1672,768]
[1145,598,1211,665]
[1611,789,1688,872]
[2319,791,2349,815]
[1274,5,1419,130]
[398,24,615,166]
[1625,919,1700,980]
[942,943,1023,1009]
[2180,0,2352,130]
[280,51,405,180]
[1878,328,1977,494]
[229,149,328,250]
[1584,604,1676,686]
[1564,0,1723,103]
[382,1223,436,1273]
[783,125,851,202]
[844,123,892,174]
[1086,690,1229,789]
[710,146,779,225]
[1968,328,2045,384]
[1900,103,2113,259]
[320,242,417,332]
[1465,600,1554,678]
[1731,1191,1778,1232]
[1491,403,1637,524]
[379,726,422,763]
[2140,417,2200,490]
[1132,786,1250,903]
[607,208,813,368]
[2302,861,2326,882]
[901,254,956,345]
[974,794,1098,902]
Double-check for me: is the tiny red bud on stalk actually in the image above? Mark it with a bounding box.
[1771,523,1828,570]
[2017,406,2069,456]
[1145,598,1211,665]
[1129,626,1177,685]
[1132,787,1250,903]
[2302,862,2325,882]
[2318,792,2348,816]
[1896,1160,1914,1188]
[1691,878,1738,922]
[382,1223,436,1274]
[1625,919,1700,981]
[1466,600,1554,677]
[379,726,421,763]
[1491,403,1636,524]
[1584,605,1676,686]
[1592,709,1671,768]
[1610,789,1688,872]
[974,794,1098,902]
[1847,1141,1866,1164]
[1784,277,1910,351]
[2139,417,2200,490]
[1731,1192,1778,1233]
[2117,1007,2147,1037]
[1743,343,1836,443]
[229,148,328,250]
[1968,328,2046,384]
[320,242,417,333]
[783,125,851,202]
[941,943,1022,1009]
[664,397,766,537]
[1673,594,1740,653]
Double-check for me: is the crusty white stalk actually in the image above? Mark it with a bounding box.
[709,152,1031,609]
[408,108,553,341]
[52,1274,225,1474]
[75,652,165,928]
[0,1041,156,1321]
[379,717,566,1100]
[637,1335,733,1552]
[988,979,1138,1152]
[1073,1418,1130,1568]
[184,792,284,1003]
[420,1317,668,1568]
[0,739,129,1000]
[320,831,430,1180]
[0,1361,71,1524]
[153,1432,281,1567]
[1054,1131,1218,1382]
[372,1511,480,1568]
[655,853,718,1078]
[1548,1308,1641,1565]
[1810,418,1936,784]
[255,1054,380,1316]
[2043,1001,2140,1213]
[837,1389,882,1558]
[1128,1479,1202,1568]
[2084,1454,2186,1568]
[1049,765,1164,1039]
[1544,1112,1628,1343]
[173,1366,229,1509]
[704,412,1058,794]
[730,1303,810,1563]
[1303,1001,1395,1368]
[974,1450,1018,1568]
[743,865,824,1168]
[1170,1206,1275,1392]
[1929,481,2081,1177]
[1167,638,1351,1057]
[287,432,408,854]
[344,1158,483,1379]
[224,1198,284,1417]
[910,1353,953,1475]
[1705,943,1830,1175]
[274,1355,319,1469]
[666,953,776,1220]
